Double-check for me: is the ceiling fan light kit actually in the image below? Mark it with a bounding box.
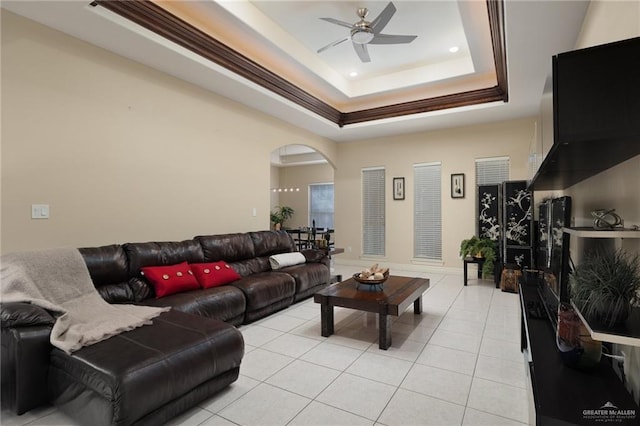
[317,2,418,63]
[351,27,374,45]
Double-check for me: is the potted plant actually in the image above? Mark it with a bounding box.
[270,206,294,230]
[460,236,497,279]
[570,249,640,328]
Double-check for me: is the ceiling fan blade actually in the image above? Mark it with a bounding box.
[369,34,418,45]
[352,42,371,63]
[370,2,396,34]
[319,17,354,29]
[317,37,349,54]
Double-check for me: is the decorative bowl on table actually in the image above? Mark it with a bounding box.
[352,270,390,286]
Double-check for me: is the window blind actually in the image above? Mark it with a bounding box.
[309,183,334,228]
[362,168,385,256]
[475,157,510,185]
[414,162,442,260]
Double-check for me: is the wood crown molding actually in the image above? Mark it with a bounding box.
[93,0,507,128]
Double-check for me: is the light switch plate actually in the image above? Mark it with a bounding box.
[31,204,50,219]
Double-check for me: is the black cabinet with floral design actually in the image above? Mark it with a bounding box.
[502,180,533,269]
[477,184,501,242]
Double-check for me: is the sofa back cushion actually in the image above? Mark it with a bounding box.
[250,230,296,257]
[124,240,205,275]
[229,258,266,277]
[195,233,256,263]
[79,245,129,285]
[129,277,152,302]
[247,230,297,274]
[79,245,135,304]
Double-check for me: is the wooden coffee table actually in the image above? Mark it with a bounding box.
[313,275,430,350]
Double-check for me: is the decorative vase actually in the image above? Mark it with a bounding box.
[500,264,521,293]
[556,303,601,370]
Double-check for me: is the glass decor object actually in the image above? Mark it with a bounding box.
[591,208,624,230]
[556,302,602,370]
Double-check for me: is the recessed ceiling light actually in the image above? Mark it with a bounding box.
[449,46,459,53]
[349,71,358,77]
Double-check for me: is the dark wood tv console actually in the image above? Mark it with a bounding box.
[520,280,639,425]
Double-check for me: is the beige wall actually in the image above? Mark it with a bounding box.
[577,0,640,47]
[2,4,636,264]
[273,163,334,229]
[561,0,640,404]
[334,118,534,270]
[269,166,280,214]
[0,11,336,253]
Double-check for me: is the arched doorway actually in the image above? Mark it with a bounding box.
[270,145,335,231]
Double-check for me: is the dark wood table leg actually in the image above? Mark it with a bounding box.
[320,304,334,337]
[378,313,392,350]
[413,296,422,314]
[463,259,469,286]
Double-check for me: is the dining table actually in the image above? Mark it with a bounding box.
[285,227,334,251]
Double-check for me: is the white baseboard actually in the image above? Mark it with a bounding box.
[333,258,464,276]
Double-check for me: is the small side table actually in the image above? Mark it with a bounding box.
[463,257,499,288]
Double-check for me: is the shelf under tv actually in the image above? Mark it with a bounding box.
[563,227,640,239]
[571,301,640,347]
[520,282,640,425]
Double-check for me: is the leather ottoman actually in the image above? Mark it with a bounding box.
[48,310,244,426]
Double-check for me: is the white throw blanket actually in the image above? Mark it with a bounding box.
[1,247,169,354]
[269,252,306,270]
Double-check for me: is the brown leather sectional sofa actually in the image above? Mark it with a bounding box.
[1,230,331,425]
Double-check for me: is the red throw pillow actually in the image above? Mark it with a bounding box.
[190,261,241,289]
[140,262,200,298]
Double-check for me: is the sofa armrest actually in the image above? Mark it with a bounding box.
[300,249,327,263]
[300,249,331,269]
[1,302,55,329]
[1,303,54,414]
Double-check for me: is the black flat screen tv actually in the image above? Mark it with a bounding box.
[554,37,640,145]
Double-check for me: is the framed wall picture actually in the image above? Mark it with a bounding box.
[451,173,465,198]
[393,177,405,200]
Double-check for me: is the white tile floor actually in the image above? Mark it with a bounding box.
[1,264,530,426]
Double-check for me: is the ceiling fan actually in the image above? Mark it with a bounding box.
[317,2,418,63]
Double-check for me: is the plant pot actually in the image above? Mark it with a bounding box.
[569,249,640,329]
